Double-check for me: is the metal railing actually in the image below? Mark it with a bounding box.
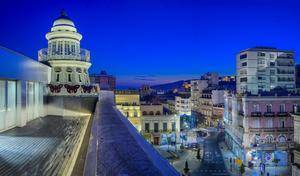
[38,48,90,62]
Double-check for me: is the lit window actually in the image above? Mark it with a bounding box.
[279,104,285,113]
[253,104,260,112]
[163,123,167,132]
[266,104,272,112]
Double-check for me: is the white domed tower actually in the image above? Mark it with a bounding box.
[39,11,91,87]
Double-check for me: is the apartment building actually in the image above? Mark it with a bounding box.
[291,108,300,176]
[224,92,299,167]
[141,104,180,145]
[237,47,295,95]
[175,94,191,116]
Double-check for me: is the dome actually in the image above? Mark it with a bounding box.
[53,10,75,27]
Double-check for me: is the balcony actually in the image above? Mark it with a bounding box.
[38,48,90,62]
[264,112,275,117]
[277,112,288,117]
[249,127,293,133]
[251,112,262,117]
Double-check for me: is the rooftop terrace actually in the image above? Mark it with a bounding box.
[0,115,88,176]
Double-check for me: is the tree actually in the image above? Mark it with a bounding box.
[183,160,190,174]
[240,163,245,176]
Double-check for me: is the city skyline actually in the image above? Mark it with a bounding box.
[1,0,300,87]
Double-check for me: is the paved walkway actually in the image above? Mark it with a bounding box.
[94,91,179,176]
[219,142,291,176]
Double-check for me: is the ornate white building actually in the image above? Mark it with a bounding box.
[39,11,97,95]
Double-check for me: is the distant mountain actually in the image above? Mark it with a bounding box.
[150,80,190,91]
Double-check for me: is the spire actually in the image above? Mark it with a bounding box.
[56,9,71,20]
[60,9,67,17]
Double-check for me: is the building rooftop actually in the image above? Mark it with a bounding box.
[239,46,294,53]
[115,89,139,95]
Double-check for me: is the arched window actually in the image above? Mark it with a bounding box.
[252,134,260,145]
[278,135,286,143]
[265,135,273,143]
[54,67,62,72]
[155,111,161,115]
[142,111,147,115]
[79,75,82,82]
[66,67,73,72]
[149,111,154,115]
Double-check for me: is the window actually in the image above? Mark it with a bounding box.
[270,77,276,83]
[270,62,275,67]
[266,119,273,128]
[56,74,60,82]
[134,111,138,117]
[76,68,82,73]
[270,70,275,75]
[265,135,273,143]
[258,52,266,57]
[145,123,149,133]
[293,104,299,113]
[142,111,147,115]
[0,80,5,111]
[258,59,265,65]
[253,119,260,128]
[240,77,247,82]
[240,53,247,60]
[266,104,272,113]
[163,123,167,132]
[253,104,260,112]
[54,67,62,72]
[281,120,285,128]
[66,67,73,72]
[155,111,161,115]
[149,111,154,115]
[79,75,82,82]
[7,81,16,110]
[279,104,286,113]
[52,41,57,55]
[241,62,247,67]
[278,135,286,143]
[172,122,176,132]
[58,41,63,55]
[68,74,71,82]
[154,123,159,132]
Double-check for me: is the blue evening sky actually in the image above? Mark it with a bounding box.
[0,0,299,87]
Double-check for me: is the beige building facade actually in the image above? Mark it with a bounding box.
[115,90,141,131]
